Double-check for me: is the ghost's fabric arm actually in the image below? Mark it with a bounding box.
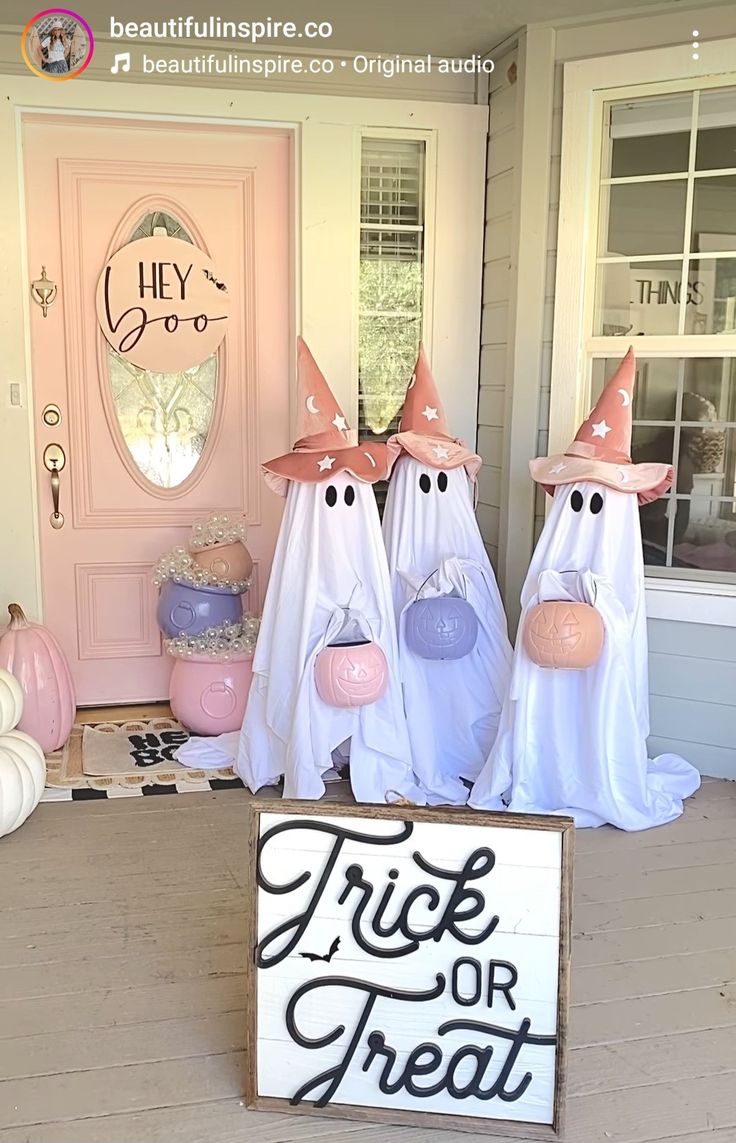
[534,568,632,650]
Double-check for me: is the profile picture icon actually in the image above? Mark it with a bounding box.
[22,9,94,80]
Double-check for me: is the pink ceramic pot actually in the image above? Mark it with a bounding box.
[0,604,76,753]
[168,651,254,735]
[191,540,253,583]
[314,640,388,708]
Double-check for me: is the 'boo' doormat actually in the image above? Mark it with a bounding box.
[43,717,244,799]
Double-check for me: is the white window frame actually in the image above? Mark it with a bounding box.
[354,127,437,438]
[551,36,736,626]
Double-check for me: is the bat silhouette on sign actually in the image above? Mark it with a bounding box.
[202,268,227,291]
[299,936,340,963]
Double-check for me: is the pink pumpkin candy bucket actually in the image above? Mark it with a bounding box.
[314,610,388,709]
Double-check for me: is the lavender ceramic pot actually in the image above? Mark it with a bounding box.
[157,578,243,639]
[405,595,479,661]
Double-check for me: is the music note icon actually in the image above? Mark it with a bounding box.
[111,52,131,74]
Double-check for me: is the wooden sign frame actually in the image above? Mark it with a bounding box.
[245,800,574,1138]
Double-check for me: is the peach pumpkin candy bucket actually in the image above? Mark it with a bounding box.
[522,600,605,670]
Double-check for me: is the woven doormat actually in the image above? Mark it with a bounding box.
[42,717,244,802]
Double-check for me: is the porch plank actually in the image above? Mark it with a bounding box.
[0,1103,370,1143]
[0,975,244,1039]
[573,947,736,1004]
[575,886,736,934]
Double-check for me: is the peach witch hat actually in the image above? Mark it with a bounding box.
[262,338,389,497]
[386,344,482,480]
[530,347,672,504]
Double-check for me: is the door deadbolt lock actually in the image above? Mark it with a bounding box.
[42,403,62,427]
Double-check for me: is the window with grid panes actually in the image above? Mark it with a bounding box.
[358,139,425,509]
[591,86,736,580]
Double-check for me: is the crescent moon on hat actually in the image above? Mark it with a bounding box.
[407,373,417,389]
[618,388,631,407]
[305,395,320,414]
[618,469,628,483]
[363,451,377,467]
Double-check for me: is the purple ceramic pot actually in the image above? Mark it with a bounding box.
[156,578,243,638]
[405,595,479,661]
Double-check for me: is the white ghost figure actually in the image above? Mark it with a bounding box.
[176,341,423,805]
[383,349,512,805]
[470,350,700,829]
[239,470,424,801]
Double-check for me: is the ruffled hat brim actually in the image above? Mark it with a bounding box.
[386,432,482,481]
[530,454,673,505]
[263,441,390,497]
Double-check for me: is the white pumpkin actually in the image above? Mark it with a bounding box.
[0,667,23,735]
[0,729,46,838]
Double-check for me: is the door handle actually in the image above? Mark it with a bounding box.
[42,443,66,530]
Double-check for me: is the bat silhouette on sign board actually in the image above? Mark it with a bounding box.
[299,936,340,963]
[202,268,227,292]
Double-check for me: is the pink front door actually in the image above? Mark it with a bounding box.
[23,115,291,704]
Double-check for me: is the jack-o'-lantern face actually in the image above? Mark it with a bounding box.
[419,602,465,646]
[405,596,479,661]
[314,641,389,708]
[523,601,604,670]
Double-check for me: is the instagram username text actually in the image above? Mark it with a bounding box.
[110,16,333,44]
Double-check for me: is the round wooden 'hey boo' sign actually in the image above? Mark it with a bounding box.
[96,234,230,373]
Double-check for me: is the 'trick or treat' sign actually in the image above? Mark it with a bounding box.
[246,803,572,1137]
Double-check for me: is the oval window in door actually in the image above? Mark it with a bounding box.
[106,210,219,490]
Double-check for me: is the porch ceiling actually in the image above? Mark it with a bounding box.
[2,0,716,58]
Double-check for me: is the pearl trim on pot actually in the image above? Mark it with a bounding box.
[152,547,251,595]
[164,618,260,662]
[189,513,248,551]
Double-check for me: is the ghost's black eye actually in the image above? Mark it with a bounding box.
[344,484,355,506]
[325,485,337,507]
[570,490,584,513]
[590,492,604,515]
[437,471,448,492]
[419,473,431,494]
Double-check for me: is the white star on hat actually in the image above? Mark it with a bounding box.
[432,444,450,460]
[550,462,567,475]
[317,455,336,471]
[331,413,348,432]
[422,406,439,422]
[591,419,612,439]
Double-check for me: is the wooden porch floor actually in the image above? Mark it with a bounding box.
[1,777,735,1143]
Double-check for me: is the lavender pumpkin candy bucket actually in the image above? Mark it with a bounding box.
[157,578,244,639]
[405,592,479,661]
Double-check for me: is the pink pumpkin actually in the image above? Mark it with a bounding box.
[0,604,76,753]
